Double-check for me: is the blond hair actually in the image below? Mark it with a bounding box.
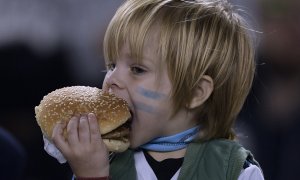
[104,0,255,140]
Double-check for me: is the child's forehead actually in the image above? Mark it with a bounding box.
[119,40,160,65]
[120,27,161,62]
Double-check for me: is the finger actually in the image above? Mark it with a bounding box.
[67,116,79,146]
[88,113,101,143]
[78,115,90,143]
[52,121,69,153]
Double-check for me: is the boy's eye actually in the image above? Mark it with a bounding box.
[106,63,116,71]
[130,66,146,74]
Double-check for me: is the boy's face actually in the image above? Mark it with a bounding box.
[103,34,196,148]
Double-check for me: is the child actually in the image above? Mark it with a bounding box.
[52,0,264,179]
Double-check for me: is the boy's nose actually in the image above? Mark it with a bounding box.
[103,69,125,92]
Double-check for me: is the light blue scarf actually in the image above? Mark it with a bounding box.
[140,126,200,152]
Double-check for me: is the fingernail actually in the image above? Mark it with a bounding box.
[88,113,94,118]
[80,115,88,122]
[57,120,64,125]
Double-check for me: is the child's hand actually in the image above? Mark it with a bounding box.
[52,113,110,177]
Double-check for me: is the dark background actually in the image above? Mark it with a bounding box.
[0,1,123,179]
[0,0,299,179]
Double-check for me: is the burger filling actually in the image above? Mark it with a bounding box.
[102,121,131,141]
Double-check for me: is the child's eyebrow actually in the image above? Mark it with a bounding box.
[137,86,167,100]
[123,53,156,67]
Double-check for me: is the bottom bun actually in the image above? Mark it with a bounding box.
[103,139,130,152]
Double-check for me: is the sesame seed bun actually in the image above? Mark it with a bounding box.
[35,86,131,152]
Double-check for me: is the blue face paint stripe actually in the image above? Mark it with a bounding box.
[134,101,156,114]
[136,86,167,100]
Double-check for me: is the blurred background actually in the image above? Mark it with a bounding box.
[0,0,299,179]
[0,0,123,179]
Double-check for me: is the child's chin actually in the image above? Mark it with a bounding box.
[128,138,143,149]
[128,140,138,149]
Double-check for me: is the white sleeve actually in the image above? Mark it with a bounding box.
[238,164,264,180]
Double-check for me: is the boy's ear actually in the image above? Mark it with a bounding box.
[188,75,214,109]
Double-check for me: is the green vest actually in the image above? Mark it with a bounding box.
[110,139,258,180]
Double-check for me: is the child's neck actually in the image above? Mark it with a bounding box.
[147,148,186,162]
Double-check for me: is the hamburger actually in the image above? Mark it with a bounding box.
[35,86,131,152]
